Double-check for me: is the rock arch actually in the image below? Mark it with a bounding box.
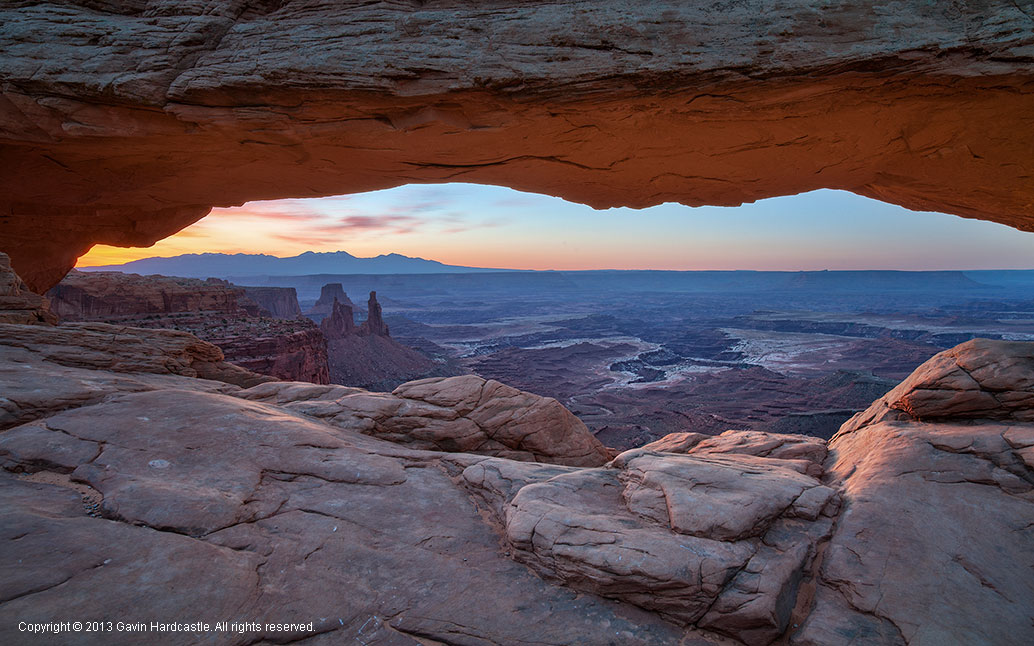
[1,0,1033,290]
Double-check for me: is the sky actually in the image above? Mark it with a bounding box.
[77,183,1034,271]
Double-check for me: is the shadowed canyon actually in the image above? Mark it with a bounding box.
[2,2,1034,646]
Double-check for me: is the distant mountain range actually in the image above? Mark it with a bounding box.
[80,251,509,278]
[80,251,1034,291]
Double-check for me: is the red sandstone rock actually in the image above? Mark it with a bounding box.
[205,323,329,385]
[48,270,257,320]
[2,259,1034,645]
[472,448,835,642]
[792,340,1034,646]
[319,298,355,339]
[47,270,330,384]
[0,322,271,394]
[240,374,613,467]
[0,252,56,325]
[839,338,1034,433]
[240,285,302,319]
[306,283,355,322]
[1,2,1033,290]
[0,392,697,646]
[314,289,445,390]
[359,291,389,337]
[643,430,828,477]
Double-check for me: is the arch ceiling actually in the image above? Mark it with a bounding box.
[1,0,1032,290]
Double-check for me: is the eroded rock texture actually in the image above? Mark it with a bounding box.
[0,321,270,431]
[47,271,263,320]
[794,340,1034,646]
[2,1,1034,290]
[240,285,303,319]
[2,261,1034,644]
[0,252,56,325]
[468,450,837,644]
[239,374,613,467]
[315,289,449,391]
[47,270,330,384]
[306,283,356,323]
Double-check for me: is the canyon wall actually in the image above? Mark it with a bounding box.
[306,283,356,323]
[1,1,1033,290]
[240,286,303,319]
[49,271,261,320]
[46,271,330,384]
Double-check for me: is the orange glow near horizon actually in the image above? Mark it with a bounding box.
[76,184,1034,272]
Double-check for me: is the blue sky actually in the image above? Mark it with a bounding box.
[80,183,1034,270]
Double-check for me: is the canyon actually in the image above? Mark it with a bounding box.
[47,270,331,384]
[2,254,1033,645]
[47,270,462,392]
[235,269,1034,447]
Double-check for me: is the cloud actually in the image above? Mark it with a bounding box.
[188,185,513,252]
[208,200,335,222]
[308,215,422,234]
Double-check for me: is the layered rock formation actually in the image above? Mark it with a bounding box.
[2,261,1032,645]
[240,375,612,467]
[318,298,355,338]
[203,324,329,385]
[306,283,356,323]
[1,1,1033,289]
[0,252,56,325]
[48,271,263,320]
[46,270,329,384]
[795,341,1034,645]
[316,289,453,391]
[240,285,303,319]
[360,290,388,336]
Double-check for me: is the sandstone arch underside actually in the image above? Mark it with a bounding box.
[1,0,1033,291]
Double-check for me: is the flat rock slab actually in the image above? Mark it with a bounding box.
[0,339,706,645]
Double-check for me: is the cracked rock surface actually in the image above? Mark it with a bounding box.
[238,374,614,466]
[794,341,1034,646]
[1,267,1033,645]
[0,253,56,326]
[463,449,836,644]
[0,326,704,646]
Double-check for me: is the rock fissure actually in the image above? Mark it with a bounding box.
[0,559,108,605]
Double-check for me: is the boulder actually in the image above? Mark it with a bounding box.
[240,374,614,467]
[795,340,1034,646]
[463,448,836,643]
[840,337,1034,432]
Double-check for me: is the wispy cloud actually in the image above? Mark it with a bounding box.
[209,201,334,222]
